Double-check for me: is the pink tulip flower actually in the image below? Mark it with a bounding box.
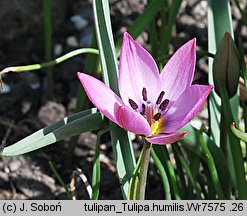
[78,32,213,144]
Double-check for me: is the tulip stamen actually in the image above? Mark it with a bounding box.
[129,99,138,110]
[159,99,169,111]
[141,103,146,115]
[142,88,147,101]
[156,91,165,105]
[153,112,161,121]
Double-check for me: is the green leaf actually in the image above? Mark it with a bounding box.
[208,0,239,146]
[180,123,232,197]
[93,0,119,92]
[173,144,202,199]
[93,0,136,199]
[231,123,247,143]
[198,127,225,199]
[152,145,181,200]
[115,0,166,55]
[92,127,112,200]
[220,86,247,199]
[49,161,72,199]
[0,48,99,75]
[1,109,105,156]
[160,0,182,55]
[150,147,171,200]
[238,38,247,91]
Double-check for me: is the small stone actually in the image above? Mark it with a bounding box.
[8,159,22,172]
[70,15,88,30]
[38,101,66,125]
[54,44,63,56]
[0,82,11,94]
[66,36,79,48]
[0,172,9,183]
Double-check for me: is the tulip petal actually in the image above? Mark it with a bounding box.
[160,39,196,101]
[146,131,187,144]
[119,32,160,109]
[116,105,152,135]
[77,72,123,125]
[163,85,213,133]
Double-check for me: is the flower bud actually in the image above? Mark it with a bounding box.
[213,32,240,98]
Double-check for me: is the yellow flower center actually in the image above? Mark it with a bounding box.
[150,108,164,135]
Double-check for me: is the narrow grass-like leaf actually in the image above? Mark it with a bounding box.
[0,109,105,156]
[115,0,166,55]
[93,0,136,199]
[150,148,171,200]
[0,48,99,75]
[198,127,225,199]
[238,38,247,90]
[186,150,200,199]
[232,0,247,26]
[220,87,247,199]
[148,0,159,59]
[92,126,112,200]
[93,0,118,91]
[171,144,187,199]
[180,123,232,196]
[152,145,181,199]
[92,131,102,200]
[202,161,217,199]
[160,0,182,55]
[49,161,72,199]
[173,144,202,199]
[208,0,239,147]
[231,123,247,143]
[43,0,55,99]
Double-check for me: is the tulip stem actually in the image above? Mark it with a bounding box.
[136,139,152,200]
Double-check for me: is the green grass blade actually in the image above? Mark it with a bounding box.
[93,0,136,199]
[1,109,105,156]
[152,145,181,199]
[92,126,112,200]
[0,48,99,75]
[115,0,166,55]
[43,0,55,100]
[49,161,72,199]
[231,122,247,143]
[151,147,171,200]
[180,123,232,197]
[93,0,118,92]
[173,144,202,199]
[148,0,159,59]
[232,0,247,26]
[171,144,187,199]
[238,38,247,90]
[208,0,239,147]
[198,127,225,199]
[185,149,200,199]
[160,0,182,54]
[220,88,247,199]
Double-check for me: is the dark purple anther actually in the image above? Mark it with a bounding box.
[141,103,146,115]
[129,99,138,109]
[142,88,147,101]
[159,99,169,111]
[153,112,161,121]
[156,91,165,105]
